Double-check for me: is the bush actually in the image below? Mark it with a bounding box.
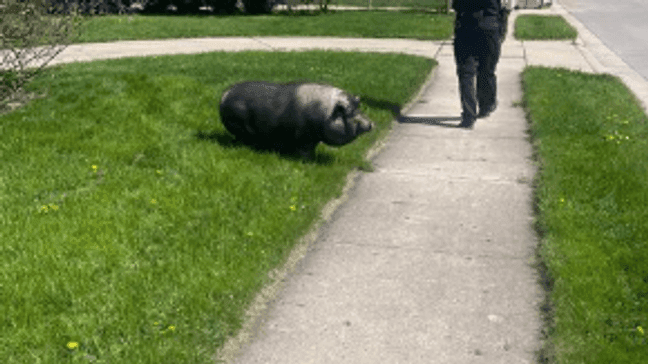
[242,0,277,14]
[208,0,238,13]
[283,0,332,12]
[45,0,133,15]
[1,0,80,111]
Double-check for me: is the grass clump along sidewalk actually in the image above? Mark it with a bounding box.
[330,0,448,11]
[332,0,446,8]
[523,67,648,363]
[514,15,577,40]
[1,51,433,363]
[74,10,454,43]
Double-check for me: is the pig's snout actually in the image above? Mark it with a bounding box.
[354,113,373,133]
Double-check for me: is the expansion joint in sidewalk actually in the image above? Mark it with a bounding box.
[521,41,529,67]
[433,40,449,59]
[250,37,277,51]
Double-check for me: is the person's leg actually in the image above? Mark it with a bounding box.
[454,31,478,126]
[476,28,501,117]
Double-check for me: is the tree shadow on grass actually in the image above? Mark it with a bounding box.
[358,95,402,117]
[195,130,336,165]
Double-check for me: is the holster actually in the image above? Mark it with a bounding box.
[499,7,511,43]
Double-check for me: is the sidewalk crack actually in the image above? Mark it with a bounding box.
[434,40,448,59]
[574,43,602,73]
[250,37,277,51]
[521,40,528,67]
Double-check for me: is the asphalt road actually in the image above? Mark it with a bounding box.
[560,0,648,81]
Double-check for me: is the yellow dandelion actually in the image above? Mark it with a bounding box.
[40,205,49,213]
[154,321,159,326]
[638,326,644,335]
[50,204,59,211]
[290,205,297,211]
[168,325,176,332]
[156,169,163,175]
[92,165,98,172]
[67,341,79,350]
[151,199,157,204]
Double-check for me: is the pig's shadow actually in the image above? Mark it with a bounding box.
[359,95,463,128]
[195,130,336,165]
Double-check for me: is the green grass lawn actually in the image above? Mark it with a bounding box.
[523,67,648,363]
[515,15,577,40]
[73,10,454,43]
[0,50,434,364]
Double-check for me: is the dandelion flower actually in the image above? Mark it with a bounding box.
[168,325,176,331]
[151,199,157,204]
[638,326,644,335]
[290,205,297,211]
[67,341,79,350]
[92,165,98,172]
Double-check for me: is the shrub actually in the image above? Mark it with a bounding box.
[242,0,277,14]
[45,0,134,15]
[1,0,80,111]
[283,0,332,12]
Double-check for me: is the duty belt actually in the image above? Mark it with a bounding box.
[457,10,484,21]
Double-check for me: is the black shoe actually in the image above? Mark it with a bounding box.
[458,117,475,129]
[477,102,497,119]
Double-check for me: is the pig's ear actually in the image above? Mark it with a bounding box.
[332,105,346,120]
[339,96,359,115]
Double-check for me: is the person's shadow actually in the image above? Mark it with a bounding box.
[358,95,464,129]
[397,115,464,128]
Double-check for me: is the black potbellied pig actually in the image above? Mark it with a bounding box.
[219,81,374,159]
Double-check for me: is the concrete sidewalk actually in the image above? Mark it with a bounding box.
[35,1,648,363]
[223,42,540,363]
[216,4,648,364]
[221,12,538,364]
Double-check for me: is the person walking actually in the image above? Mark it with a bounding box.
[452,0,504,128]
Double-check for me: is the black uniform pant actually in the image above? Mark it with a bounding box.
[453,18,501,121]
